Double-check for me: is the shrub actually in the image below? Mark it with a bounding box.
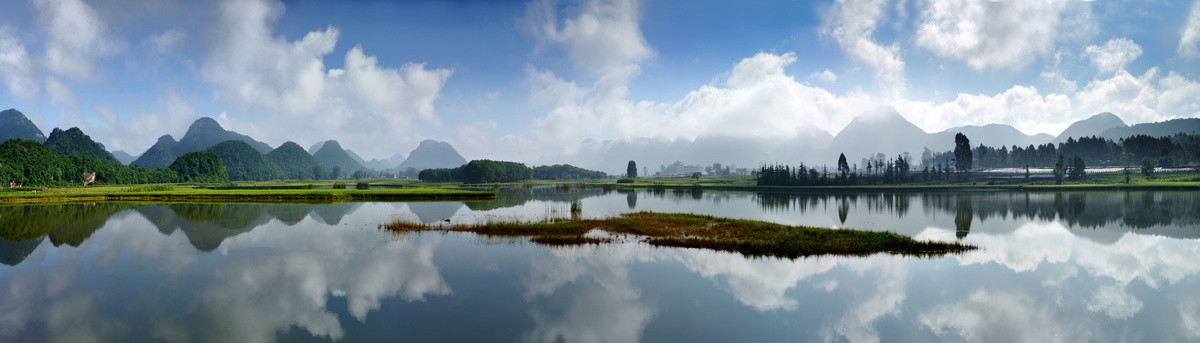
[355,181,370,190]
[332,182,346,189]
[616,178,636,184]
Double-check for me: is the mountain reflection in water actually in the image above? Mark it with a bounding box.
[0,189,1197,341]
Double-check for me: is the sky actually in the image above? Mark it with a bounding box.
[0,0,1199,162]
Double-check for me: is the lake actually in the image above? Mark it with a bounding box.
[1,188,1199,342]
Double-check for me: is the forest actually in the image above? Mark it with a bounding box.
[0,140,226,186]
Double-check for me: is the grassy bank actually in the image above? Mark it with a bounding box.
[381,212,974,258]
[0,184,495,204]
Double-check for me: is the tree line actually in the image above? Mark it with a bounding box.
[0,140,227,186]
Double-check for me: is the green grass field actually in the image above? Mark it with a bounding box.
[0,183,494,203]
[382,211,974,258]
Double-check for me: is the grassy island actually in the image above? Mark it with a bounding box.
[382,212,974,258]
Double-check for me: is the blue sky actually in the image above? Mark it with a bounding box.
[0,0,1199,161]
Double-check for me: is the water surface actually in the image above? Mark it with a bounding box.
[2,188,1200,342]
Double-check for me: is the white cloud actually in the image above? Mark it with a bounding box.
[33,0,116,80]
[0,26,37,100]
[44,76,79,108]
[895,85,1074,136]
[1085,284,1143,319]
[201,0,453,158]
[526,0,652,76]
[1040,71,1077,94]
[1180,1,1200,59]
[921,290,1076,342]
[914,0,1081,70]
[809,69,838,83]
[821,0,905,95]
[1085,38,1142,73]
[146,29,185,53]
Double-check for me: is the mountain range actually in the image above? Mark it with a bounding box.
[0,109,46,143]
[43,127,120,165]
[311,140,366,173]
[397,139,468,172]
[132,117,274,169]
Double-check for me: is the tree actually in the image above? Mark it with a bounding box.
[1068,156,1086,181]
[311,165,326,180]
[691,172,701,180]
[837,153,850,180]
[1024,164,1030,180]
[627,161,637,178]
[330,166,342,180]
[954,133,973,176]
[351,170,365,180]
[1142,158,1156,179]
[1053,155,1066,185]
[1123,167,1132,184]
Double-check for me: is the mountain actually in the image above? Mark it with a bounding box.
[308,140,331,155]
[110,150,138,165]
[42,127,120,165]
[1053,112,1127,143]
[207,140,280,181]
[175,117,272,154]
[311,140,365,174]
[266,141,322,180]
[560,135,772,175]
[826,107,932,162]
[385,153,406,167]
[132,117,273,169]
[1098,118,1200,140]
[0,109,46,143]
[131,135,179,169]
[771,126,834,165]
[932,124,1052,150]
[396,139,468,172]
[344,149,367,164]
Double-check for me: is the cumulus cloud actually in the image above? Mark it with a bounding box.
[821,0,905,95]
[914,0,1082,70]
[526,0,652,76]
[921,290,1076,342]
[0,26,37,100]
[145,29,185,53]
[1180,1,1200,59]
[44,76,79,108]
[33,0,116,80]
[202,0,453,157]
[809,69,838,83]
[1085,38,1142,73]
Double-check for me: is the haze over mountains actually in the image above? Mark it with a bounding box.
[1,106,1197,176]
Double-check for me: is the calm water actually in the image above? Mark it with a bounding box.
[2,188,1200,342]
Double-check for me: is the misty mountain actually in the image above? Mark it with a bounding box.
[932,124,1052,150]
[266,141,321,180]
[110,150,138,165]
[207,140,280,181]
[344,149,366,164]
[131,135,180,169]
[308,140,331,155]
[0,109,46,143]
[560,135,773,174]
[1098,118,1200,140]
[132,117,273,169]
[826,107,931,163]
[43,127,120,165]
[312,140,366,173]
[771,126,834,165]
[385,153,406,167]
[1053,112,1127,143]
[396,139,467,172]
[175,117,272,154]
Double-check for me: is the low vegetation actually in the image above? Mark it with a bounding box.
[0,185,494,203]
[381,212,974,258]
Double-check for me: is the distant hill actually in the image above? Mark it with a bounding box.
[207,140,280,181]
[397,139,468,172]
[132,117,272,169]
[175,117,272,154]
[43,127,120,165]
[1099,118,1200,140]
[308,140,331,155]
[110,150,138,165]
[344,149,366,164]
[266,141,322,180]
[385,153,406,168]
[131,135,179,169]
[311,140,365,174]
[0,108,46,143]
[1053,112,1127,143]
[932,124,1052,150]
[826,107,932,162]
